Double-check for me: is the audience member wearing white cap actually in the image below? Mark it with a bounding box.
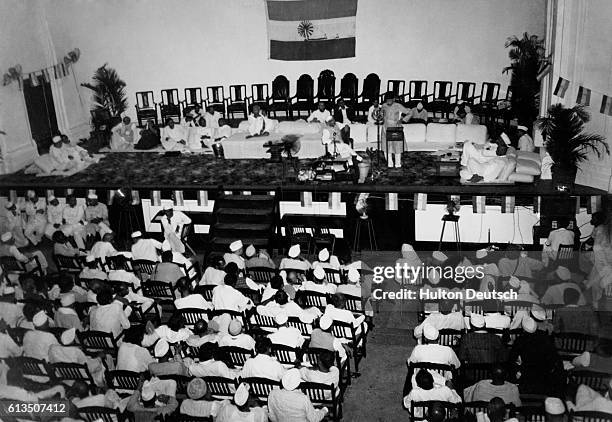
[279,244,311,273]
[308,315,348,362]
[218,320,256,351]
[211,273,253,335]
[84,193,111,239]
[299,265,337,295]
[542,219,575,266]
[44,196,65,240]
[23,193,47,246]
[125,377,179,419]
[268,367,328,422]
[54,293,83,331]
[408,324,461,374]
[241,337,286,381]
[544,397,566,419]
[457,313,508,364]
[403,368,462,414]
[161,206,191,254]
[223,240,245,270]
[244,245,276,269]
[61,195,87,250]
[323,293,368,337]
[257,289,320,326]
[48,328,106,387]
[131,231,162,262]
[517,125,535,152]
[395,244,424,285]
[267,311,305,350]
[413,299,465,342]
[23,311,59,361]
[497,247,544,279]
[0,231,48,275]
[148,339,190,378]
[215,381,268,422]
[312,248,341,270]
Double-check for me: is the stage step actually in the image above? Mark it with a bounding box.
[209,194,278,253]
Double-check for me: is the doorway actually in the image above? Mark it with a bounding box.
[23,75,59,153]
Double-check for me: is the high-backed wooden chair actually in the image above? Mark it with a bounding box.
[183,87,204,110]
[428,81,453,119]
[226,84,248,118]
[472,82,500,123]
[355,73,381,116]
[338,72,359,105]
[406,80,428,108]
[291,74,315,117]
[269,75,291,117]
[160,88,182,124]
[135,91,158,127]
[386,80,406,103]
[451,81,477,107]
[316,69,336,106]
[206,86,226,116]
[250,83,270,112]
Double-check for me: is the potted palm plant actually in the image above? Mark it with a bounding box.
[536,104,608,188]
[81,63,128,120]
[503,33,547,129]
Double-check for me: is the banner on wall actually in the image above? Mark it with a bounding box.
[265,0,358,61]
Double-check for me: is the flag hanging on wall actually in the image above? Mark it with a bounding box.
[553,77,569,98]
[576,86,591,106]
[265,0,358,61]
[601,95,612,116]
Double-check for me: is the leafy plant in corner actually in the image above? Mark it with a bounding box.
[536,103,609,184]
[81,64,128,118]
[503,33,547,129]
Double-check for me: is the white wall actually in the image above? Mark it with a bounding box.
[40,0,545,132]
[550,0,612,191]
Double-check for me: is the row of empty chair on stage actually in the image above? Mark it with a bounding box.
[133,70,513,127]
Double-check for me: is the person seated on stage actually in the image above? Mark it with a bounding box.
[61,134,93,163]
[135,119,161,150]
[368,98,382,125]
[52,231,84,257]
[279,244,311,272]
[44,196,64,240]
[244,244,275,269]
[413,298,465,342]
[322,116,360,161]
[23,193,46,246]
[185,116,209,150]
[49,135,91,171]
[110,116,137,151]
[381,92,411,168]
[84,193,111,243]
[224,240,245,271]
[62,195,86,250]
[307,101,331,124]
[454,104,477,125]
[2,201,28,247]
[460,133,515,183]
[410,101,429,123]
[542,218,575,265]
[161,118,188,152]
[403,369,461,413]
[131,231,162,263]
[203,105,231,140]
[0,232,48,275]
[517,125,535,152]
[245,104,271,139]
[333,98,354,141]
[552,287,596,334]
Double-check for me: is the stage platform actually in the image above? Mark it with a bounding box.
[0,152,607,197]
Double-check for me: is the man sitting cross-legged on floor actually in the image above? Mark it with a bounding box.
[245,104,272,138]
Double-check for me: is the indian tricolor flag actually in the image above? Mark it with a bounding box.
[265,0,358,61]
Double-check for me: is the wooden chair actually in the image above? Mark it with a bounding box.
[503,300,534,318]
[218,346,254,369]
[183,87,204,110]
[291,74,315,117]
[132,259,157,282]
[104,255,134,272]
[409,400,462,422]
[463,401,490,420]
[240,376,281,403]
[387,80,406,103]
[141,280,176,306]
[237,287,261,305]
[451,82,477,107]
[206,86,226,116]
[77,330,120,358]
[0,255,42,278]
[270,343,302,366]
[269,75,291,118]
[305,347,351,394]
[77,406,126,422]
[515,406,547,422]
[406,80,429,108]
[322,268,342,285]
[194,284,216,301]
[355,73,381,116]
[158,374,192,397]
[331,320,367,374]
[553,332,596,361]
[316,69,336,106]
[438,329,463,348]
[556,244,576,264]
[8,356,51,381]
[53,254,85,276]
[250,83,270,112]
[301,381,343,421]
[287,316,314,338]
[428,81,453,119]
[226,84,248,119]
[177,308,209,329]
[202,376,237,400]
[343,294,365,316]
[408,362,456,380]
[246,267,277,285]
[50,362,96,387]
[568,369,611,393]
[160,88,182,124]
[135,91,158,127]
[300,291,329,311]
[472,82,500,123]
[337,72,359,106]
[458,363,494,390]
[569,411,612,422]
[105,370,141,397]
[248,310,277,334]
[463,300,488,316]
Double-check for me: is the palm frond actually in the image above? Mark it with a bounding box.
[84,63,128,117]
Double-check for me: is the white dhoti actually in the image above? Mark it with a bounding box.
[460,141,507,182]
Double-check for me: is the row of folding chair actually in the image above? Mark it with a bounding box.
[418,299,565,322]
[134,72,511,126]
[0,255,44,283]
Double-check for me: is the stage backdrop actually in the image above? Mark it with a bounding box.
[265,0,358,60]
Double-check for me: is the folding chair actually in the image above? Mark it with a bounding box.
[322,268,342,285]
[8,356,51,381]
[568,370,611,394]
[410,401,463,422]
[177,308,209,329]
[270,343,302,366]
[77,330,120,358]
[133,259,157,282]
[105,370,141,397]
[438,329,463,348]
[343,294,365,316]
[141,280,176,306]
[240,376,281,403]
[248,310,277,335]
[300,291,330,312]
[0,255,42,278]
[306,347,351,394]
[104,256,134,272]
[50,362,96,387]
[246,267,277,285]
[194,284,216,301]
[287,316,313,338]
[458,363,494,390]
[53,254,85,276]
[135,91,158,127]
[202,376,237,399]
[301,381,343,421]
[553,332,596,361]
[218,346,254,369]
[77,406,126,422]
[569,411,612,422]
[515,406,547,422]
[331,320,367,374]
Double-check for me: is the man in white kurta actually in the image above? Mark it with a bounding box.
[517,125,535,152]
[460,140,507,182]
[161,207,192,254]
[131,231,162,262]
[62,196,86,249]
[203,107,232,140]
[246,105,272,138]
[110,116,137,151]
[45,196,64,239]
[307,102,331,124]
[84,193,111,239]
[23,194,47,246]
[49,136,78,171]
[542,221,575,265]
[161,119,189,152]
